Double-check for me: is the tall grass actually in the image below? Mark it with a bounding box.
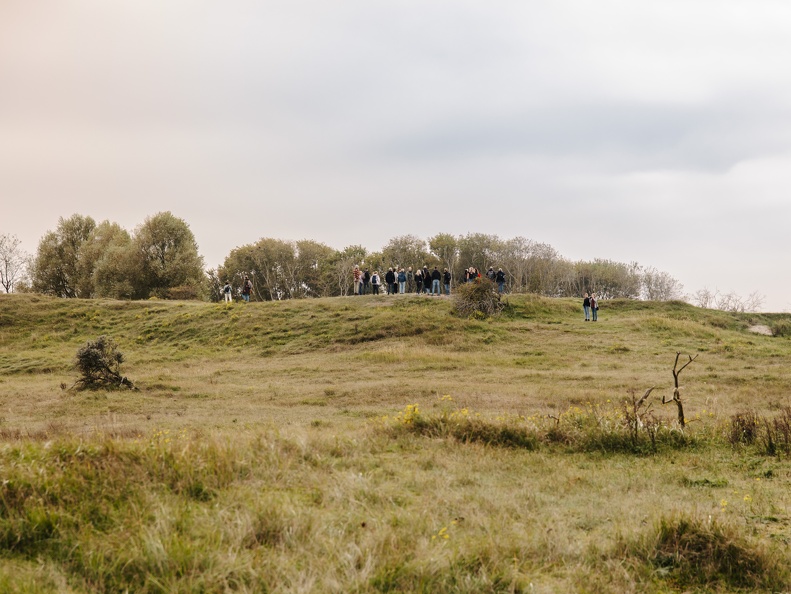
[2,293,791,591]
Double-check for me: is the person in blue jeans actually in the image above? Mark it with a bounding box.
[397,268,406,294]
[590,292,599,321]
[583,292,591,321]
[431,267,441,295]
[443,268,451,295]
[495,268,506,293]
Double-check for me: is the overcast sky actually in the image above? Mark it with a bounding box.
[2,1,790,310]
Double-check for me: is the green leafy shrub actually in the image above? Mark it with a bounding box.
[74,336,134,390]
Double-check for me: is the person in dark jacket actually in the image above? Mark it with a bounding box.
[495,268,506,293]
[415,269,423,294]
[443,268,451,295]
[385,268,396,295]
[583,292,591,321]
[430,267,441,295]
[362,269,371,295]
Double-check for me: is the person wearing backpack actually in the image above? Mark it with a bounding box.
[241,276,252,302]
[222,281,233,303]
[371,271,381,295]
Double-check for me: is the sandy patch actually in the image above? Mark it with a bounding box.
[748,325,773,336]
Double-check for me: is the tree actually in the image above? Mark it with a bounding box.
[382,235,431,270]
[692,288,764,313]
[0,233,29,293]
[76,221,133,298]
[330,245,367,297]
[428,233,458,281]
[31,214,96,297]
[132,212,205,299]
[641,267,685,301]
[457,233,500,274]
[295,240,336,298]
[219,238,297,301]
[495,236,533,293]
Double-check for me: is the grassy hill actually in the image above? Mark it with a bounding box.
[1,293,791,592]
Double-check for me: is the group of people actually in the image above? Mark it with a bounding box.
[223,276,252,303]
[351,265,508,296]
[582,292,599,321]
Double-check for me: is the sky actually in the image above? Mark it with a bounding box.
[2,1,790,311]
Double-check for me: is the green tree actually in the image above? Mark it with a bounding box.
[75,221,132,298]
[428,233,458,281]
[295,240,336,298]
[219,238,297,301]
[381,235,430,270]
[132,212,205,299]
[457,233,500,275]
[31,214,96,297]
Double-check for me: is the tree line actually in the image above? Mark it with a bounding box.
[3,212,734,307]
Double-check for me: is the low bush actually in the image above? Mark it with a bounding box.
[386,398,700,455]
[618,514,789,591]
[770,319,791,337]
[73,336,134,390]
[451,278,504,318]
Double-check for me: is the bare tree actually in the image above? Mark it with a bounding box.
[662,352,698,427]
[641,266,685,301]
[692,288,764,312]
[0,234,29,293]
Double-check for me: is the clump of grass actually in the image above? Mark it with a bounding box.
[770,319,791,337]
[729,410,761,445]
[617,514,789,591]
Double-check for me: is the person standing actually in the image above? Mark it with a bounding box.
[431,266,441,295]
[495,268,506,294]
[583,292,591,321]
[362,269,371,295]
[371,271,381,295]
[406,267,414,292]
[415,269,423,294]
[223,281,233,303]
[241,276,252,302]
[486,267,496,281]
[590,292,599,322]
[353,265,362,296]
[385,268,396,295]
[397,268,407,294]
[422,265,431,293]
[443,268,451,295]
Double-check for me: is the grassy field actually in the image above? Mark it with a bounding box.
[1,292,791,592]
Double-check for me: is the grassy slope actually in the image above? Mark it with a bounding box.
[1,293,791,592]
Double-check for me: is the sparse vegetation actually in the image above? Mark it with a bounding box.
[1,293,791,592]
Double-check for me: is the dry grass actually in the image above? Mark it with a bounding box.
[1,293,791,591]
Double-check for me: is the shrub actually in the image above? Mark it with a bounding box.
[74,336,134,390]
[451,278,504,318]
[619,514,789,591]
[729,410,761,445]
[771,319,791,337]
